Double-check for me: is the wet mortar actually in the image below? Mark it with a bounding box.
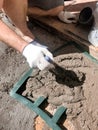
[22,52,98,130]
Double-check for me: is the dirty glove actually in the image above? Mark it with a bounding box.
[23,41,53,70]
[58,11,76,23]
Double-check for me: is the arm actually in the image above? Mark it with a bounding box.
[0,0,30,52]
[0,1,53,70]
[0,20,28,52]
[0,20,53,70]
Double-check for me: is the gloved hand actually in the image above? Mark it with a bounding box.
[88,2,98,47]
[58,10,76,23]
[88,29,98,47]
[22,41,53,70]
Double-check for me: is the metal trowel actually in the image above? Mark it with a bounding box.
[44,55,66,78]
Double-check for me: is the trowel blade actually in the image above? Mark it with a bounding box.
[45,55,66,78]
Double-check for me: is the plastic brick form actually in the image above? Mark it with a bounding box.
[10,68,67,130]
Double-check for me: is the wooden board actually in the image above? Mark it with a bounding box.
[29,0,98,60]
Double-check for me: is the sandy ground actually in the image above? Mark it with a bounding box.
[0,21,98,130]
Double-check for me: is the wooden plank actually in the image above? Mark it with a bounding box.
[29,0,98,60]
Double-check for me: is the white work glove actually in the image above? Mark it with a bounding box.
[58,10,76,23]
[88,2,98,47]
[88,29,98,47]
[22,41,53,70]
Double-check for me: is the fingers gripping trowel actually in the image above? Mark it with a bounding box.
[31,41,66,77]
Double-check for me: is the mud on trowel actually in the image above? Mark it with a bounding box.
[44,54,85,87]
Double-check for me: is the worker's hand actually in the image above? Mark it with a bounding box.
[58,11,76,23]
[88,29,98,47]
[22,41,53,70]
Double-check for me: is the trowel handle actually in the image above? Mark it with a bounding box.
[44,55,53,63]
[44,55,59,67]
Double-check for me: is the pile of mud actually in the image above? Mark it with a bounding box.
[22,53,98,130]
